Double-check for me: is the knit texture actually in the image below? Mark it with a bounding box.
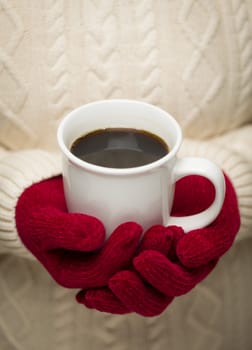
[77,174,240,316]
[0,0,252,348]
[0,150,61,257]
[16,176,143,289]
[179,139,252,239]
[0,1,252,152]
[15,174,240,317]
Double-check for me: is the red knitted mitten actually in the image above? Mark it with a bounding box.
[15,176,142,289]
[77,174,240,316]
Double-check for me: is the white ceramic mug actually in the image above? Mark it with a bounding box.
[57,99,225,235]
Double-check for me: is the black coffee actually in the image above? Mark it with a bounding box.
[70,128,169,168]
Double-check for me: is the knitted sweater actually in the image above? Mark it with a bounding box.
[0,1,252,349]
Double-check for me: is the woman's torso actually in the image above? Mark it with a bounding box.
[0,0,252,151]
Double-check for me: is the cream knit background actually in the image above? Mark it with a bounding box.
[0,1,252,349]
[0,0,252,150]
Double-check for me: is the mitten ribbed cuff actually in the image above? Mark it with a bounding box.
[0,150,61,257]
[179,139,252,240]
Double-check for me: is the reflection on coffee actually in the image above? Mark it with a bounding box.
[70,128,169,168]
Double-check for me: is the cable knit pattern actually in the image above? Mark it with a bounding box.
[178,1,224,137]
[144,315,171,350]
[83,0,122,100]
[52,288,75,350]
[0,150,61,257]
[231,0,252,127]
[0,0,35,149]
[45,0,71,118]
[133,0,161,105]
[179,1,221,106]
[94,313,129,349]
[185,285,222,349]
[0,256,33,350]
[0,1,251,349]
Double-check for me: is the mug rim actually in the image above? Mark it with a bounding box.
[57,99,182,176]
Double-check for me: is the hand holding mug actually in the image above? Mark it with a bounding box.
[15,100,240,317]
[16,176,142,289]
[77,174,240,316]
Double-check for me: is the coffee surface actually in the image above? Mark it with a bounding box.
[70,128,169,168]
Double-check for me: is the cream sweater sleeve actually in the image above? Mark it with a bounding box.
[0,128,251,258]
[0,149,61,258]
[179,125,252,241]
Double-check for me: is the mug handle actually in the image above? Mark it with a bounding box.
[167,157,226,232]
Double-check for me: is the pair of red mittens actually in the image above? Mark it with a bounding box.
[16,174,240,316]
